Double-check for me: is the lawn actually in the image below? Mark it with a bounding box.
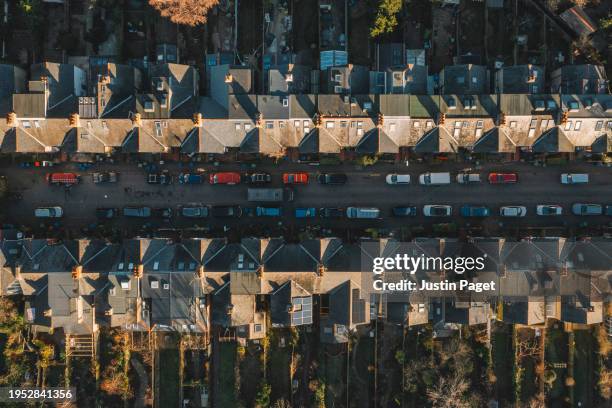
[350,336,375,407]
[573,329,595,407]
[239,344,264,403]
[492,325,515,404]
[545,324,569,406]
[318,344,347,407]
[158,348,180,408]
[216,342,237,407]
[268,333,292,404]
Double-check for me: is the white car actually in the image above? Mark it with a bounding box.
[34,206,63,218]
[423,205,452,217]
[536,205,563,216]
[500,206,527,217]
[386,174,411,185]
[456,173,481,183]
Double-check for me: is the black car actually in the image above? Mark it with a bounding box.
[317,173,348,185]
[319,207,344,218]
[392,206,417,217]
[211,205,242,218]
[153,207,173,218]
[243,173,272,184]
[96,208,118,219]
[147,171,172,185]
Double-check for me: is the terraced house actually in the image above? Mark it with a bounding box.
[1,231,608,347]
[0,60,609,158]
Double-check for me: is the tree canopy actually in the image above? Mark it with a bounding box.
[370,0,402,38]
[149,0,220,26]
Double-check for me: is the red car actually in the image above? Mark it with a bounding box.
[488,172,518,184]
[283,172,309,184]
[209,172,241,185]
[46,173,80,185]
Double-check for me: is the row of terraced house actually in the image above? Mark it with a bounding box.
[0,230,609,344]
[0,60,610,158]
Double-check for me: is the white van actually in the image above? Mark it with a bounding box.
[560,173,589,184]
[346,207,380,219]
[419,172,451,185]
[34,207,63,218]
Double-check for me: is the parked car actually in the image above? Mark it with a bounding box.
[46,173,80,185]
[605,205,612,216]
[571,203,602,216]
[153,208,173,218]
[243,173,272,184]
[147,171,172,184]
[346,207,380,219]
[92,172,118,183]
[178,173,204,184]
[488,172,518,184]
[536,205,563,216]
[460,205,490,217]
[423,205,452,217]
[319,207,344,218]
[34,161,54,167]
[419,172,451,185]
[256,206,282,217]
[560,173,589,184]
[385,174,411,185]
[456,173,481,183]
[209,172,241,185]
[123,207,151,218]
[211,205,242,218]
[392,206,417,217]
[283,172,309,184]
[317,173,347,185]
[96,208,118,219]
[499,206,526,217]
[34,206,63,218]
[295,208,316,218]
[181,206,209,218]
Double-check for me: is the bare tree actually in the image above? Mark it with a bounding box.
[148,0,220,26]
[516,338,542,358]
[426,374,470,408]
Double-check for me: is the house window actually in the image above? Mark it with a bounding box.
[528,128,536,138]
[574,121,582,131]
[22,120,31,128]
[595,120,603,131]
[102,121,108,129]
[109,288,116,296]
[303,120,309,127]
[357,121,363,128]
[541,119,548,128]
[565,121,573,131]
[413,121,420,128]
[476,120,483,128]
[463,121,469,128]
[340,121,348,128]
[453,128,460,138]
[426,121,433,128]
[279,121,285,128]
[509,121,517,128]
[265,121,274,129]
[235,123,242,131]
[245,124,252,130]
[529,119,537,128]
[294,120,300,127]
[389,123,396,132]
[326,121,334,128]
[454,121,461,128]
[254,324,263,332]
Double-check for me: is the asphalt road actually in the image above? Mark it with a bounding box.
[2,159,612,234]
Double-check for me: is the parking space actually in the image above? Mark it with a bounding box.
[2,160,612,237]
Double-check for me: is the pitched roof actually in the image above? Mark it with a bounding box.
[472,127,516,153]
[414,126,458,153]
[532,127,575,153]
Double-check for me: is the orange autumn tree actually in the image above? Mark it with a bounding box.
[148,0,220,26]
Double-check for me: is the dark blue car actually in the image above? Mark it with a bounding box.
[460,205,490,217]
